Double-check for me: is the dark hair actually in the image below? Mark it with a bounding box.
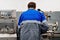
[28,2,36,9]
[37,9,41,11]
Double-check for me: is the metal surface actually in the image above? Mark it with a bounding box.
[0,34,17,40]
[0,10,17,40]
[41,11,60,40]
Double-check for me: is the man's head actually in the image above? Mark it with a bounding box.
[28,2,36,9]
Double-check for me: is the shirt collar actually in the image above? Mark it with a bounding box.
[28,8,34,9]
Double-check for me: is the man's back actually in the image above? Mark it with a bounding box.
[18,9,46,26]
[21,9,42,21]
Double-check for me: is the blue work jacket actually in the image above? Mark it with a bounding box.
[18,9,46,26]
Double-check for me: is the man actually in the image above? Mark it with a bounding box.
[18,3,47,28]
[18,2,48,40]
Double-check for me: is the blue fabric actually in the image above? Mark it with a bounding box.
[18,9,46,26]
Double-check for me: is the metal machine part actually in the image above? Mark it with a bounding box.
[0,10,17,40]
[41,11,60,40]
[41,21,58,40]
[0,10,17,34]
[0,19,17,34]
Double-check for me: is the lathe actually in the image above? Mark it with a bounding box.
[0,10,17,40]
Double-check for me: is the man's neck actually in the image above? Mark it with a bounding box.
[28,8,34,9]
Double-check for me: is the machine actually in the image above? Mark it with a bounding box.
[41,11,60,40]
[0,10,17,40]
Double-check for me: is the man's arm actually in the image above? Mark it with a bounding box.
[41,12,46,22]
[40,12,49,34]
